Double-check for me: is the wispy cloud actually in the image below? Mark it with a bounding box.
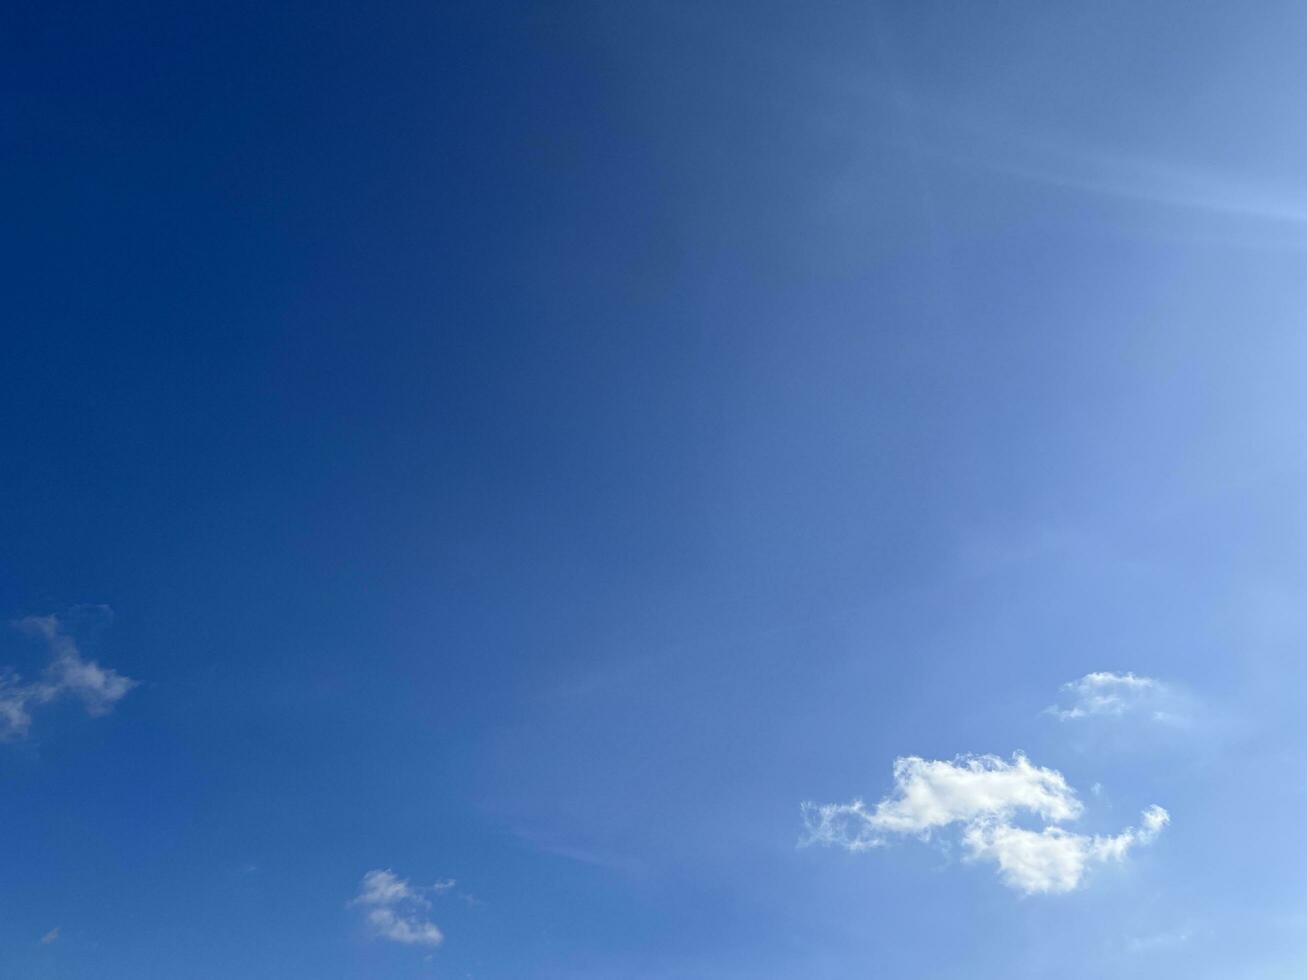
[513,827,647,876]
[894,104,1307,231]
[40,927,59,945]
[1,611,137,740]
[801,753,1168,894]
[972,132,1307,227]
[351,869,445,948]
[1126,926,1193,953]
[1045,671,1187,724]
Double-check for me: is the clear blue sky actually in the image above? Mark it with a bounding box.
[4,2,1307,977]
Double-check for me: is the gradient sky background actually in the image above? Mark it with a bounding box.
[5,1,1307,977]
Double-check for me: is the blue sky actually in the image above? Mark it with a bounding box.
[4,1,1307,976]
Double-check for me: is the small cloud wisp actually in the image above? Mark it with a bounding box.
[351,869,445,948]
[1,613,137,740]
[1044,671,1185,724]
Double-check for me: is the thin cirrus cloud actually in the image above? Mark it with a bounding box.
[351,869,446,948]
[0,612,137,740]
[801,753,1169,895]
[1044,671,1186,724]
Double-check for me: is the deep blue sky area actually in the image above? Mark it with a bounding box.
[4,2,1307,977]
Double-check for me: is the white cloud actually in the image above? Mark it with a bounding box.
[801,754,1081,847]
[352,869,445,948]
[0,669,37,738]
[0,613,137,740]
[40,927,59,945]
[355,868,424,907]
[1044,671,1181,723]
[363,906,444,947]
[801,754,1168,895]
[963,804,1170,894]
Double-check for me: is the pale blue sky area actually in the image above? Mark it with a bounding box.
[4,2,1307,977]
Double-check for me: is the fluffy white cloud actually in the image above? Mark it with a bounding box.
[363,906,444,947]
[801,754,1081,847]
[355,868,423,907]
[0,613,137,740]
[962,804,1170,894]
[352,870,445,948]
[801,754,1168,895]
[1044,671,1181,722]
